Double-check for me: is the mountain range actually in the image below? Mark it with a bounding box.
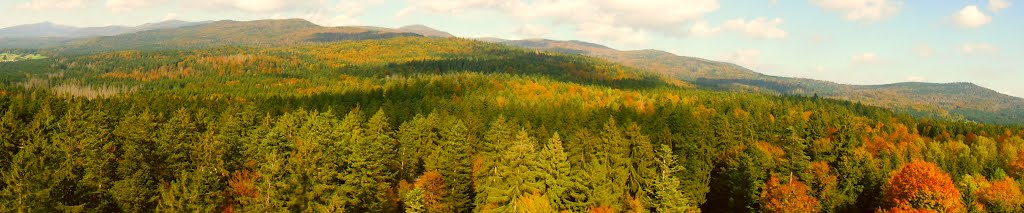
[0,20,206,39]
[484,38,1024,124]
[1,19,1021,124]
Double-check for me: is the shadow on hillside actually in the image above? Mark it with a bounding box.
[343,53,675,90]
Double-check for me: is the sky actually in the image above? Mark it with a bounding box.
[2,0,1022,97]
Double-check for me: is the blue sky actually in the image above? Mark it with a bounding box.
[3,0,1022,97]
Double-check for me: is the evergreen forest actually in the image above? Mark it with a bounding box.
[1,21,1023,213]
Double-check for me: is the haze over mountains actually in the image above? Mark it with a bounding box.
[1,19,1021,124]
[0,20,206,39]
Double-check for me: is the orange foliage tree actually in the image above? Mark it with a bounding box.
[881,161,963,212]
[976,177,1024,212]
[414,171,449,212]
[758,175,820,213]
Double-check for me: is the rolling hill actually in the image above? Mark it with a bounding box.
[0,20,206,39]
[485,38,1024,124]
[1,19,1021,124]
[0,20,207,49]
[55,19,424,53]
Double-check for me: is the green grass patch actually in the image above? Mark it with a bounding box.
[0,52,47,62]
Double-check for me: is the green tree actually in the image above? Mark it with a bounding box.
[475,130,545,212]
[654,145,698,213]
[110,110,160,212]
[405,187,427,213]
[625,122,656,208]
[435,116,473,212]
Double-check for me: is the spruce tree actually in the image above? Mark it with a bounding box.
[654,145,697,213]
[436,116,473,212]
[625,123,656,207]
[537,132,588,211]
[405,187,427,213]
[476,130,544,212]
[110,110,160,212]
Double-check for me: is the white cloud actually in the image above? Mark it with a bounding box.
[722,17,787,39]
[261,0,383,26]
[851,52,880,64]
[16,0,86,10]
[960,42,998,55]
[689,17,787,39]
[990,0,1011,12]
[906,76,926,82]
[915,44,934,57]
[301,13,361,26]
[576,21,648,45]
[517,24,551,38]
[722,49,762,69]
[688,21,721,37]
[106,0,164,12]
[161,13,177,21]
[809,0,903,22]
[952,5,992,28]
[196,0,297,13]
[398,0,721,45]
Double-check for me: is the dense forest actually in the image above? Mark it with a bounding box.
[2,32,1024,213]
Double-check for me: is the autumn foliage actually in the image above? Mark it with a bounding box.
[882,161,963,212]
[758,175,820,213]
[415,171,449,212]
[975,177,1024,212]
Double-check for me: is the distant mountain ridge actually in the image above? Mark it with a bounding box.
[1,19,1020,124]
[0,20,207,39]
[483,37,1024,124]
[56,19,423,53]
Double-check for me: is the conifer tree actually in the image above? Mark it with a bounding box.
[654,145,697,213]
[625,123,656,207]
[110,110,160,212]
[435,116,473,212]
[0,106,65,212]
[405,187,427,213]
[582,117,630,210]
[476,130,544,212]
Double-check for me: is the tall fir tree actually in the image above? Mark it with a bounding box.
[110,110,160,212]
[654,145,698,213]
[435,116,473,212]
[625,122,656,208]
[475,130,545,212]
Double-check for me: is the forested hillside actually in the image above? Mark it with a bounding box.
[497,39,1024,125]
[1,19,1023,213]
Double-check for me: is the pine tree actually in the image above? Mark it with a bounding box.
[474,116,517,210]
[155,108,199,183]
[397,114,432,181]
[476,130,545,212]
[536,132,585,210]
[110,110,160,212]
[583,117,630,210]
[625,123,656,208]
[435,116,473,212]
[0,104,65,212]
[156,169,222,212]
[405,187,427,213]
[654,145,697,213]
[782,127,811,181]
[363,108,399,211]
